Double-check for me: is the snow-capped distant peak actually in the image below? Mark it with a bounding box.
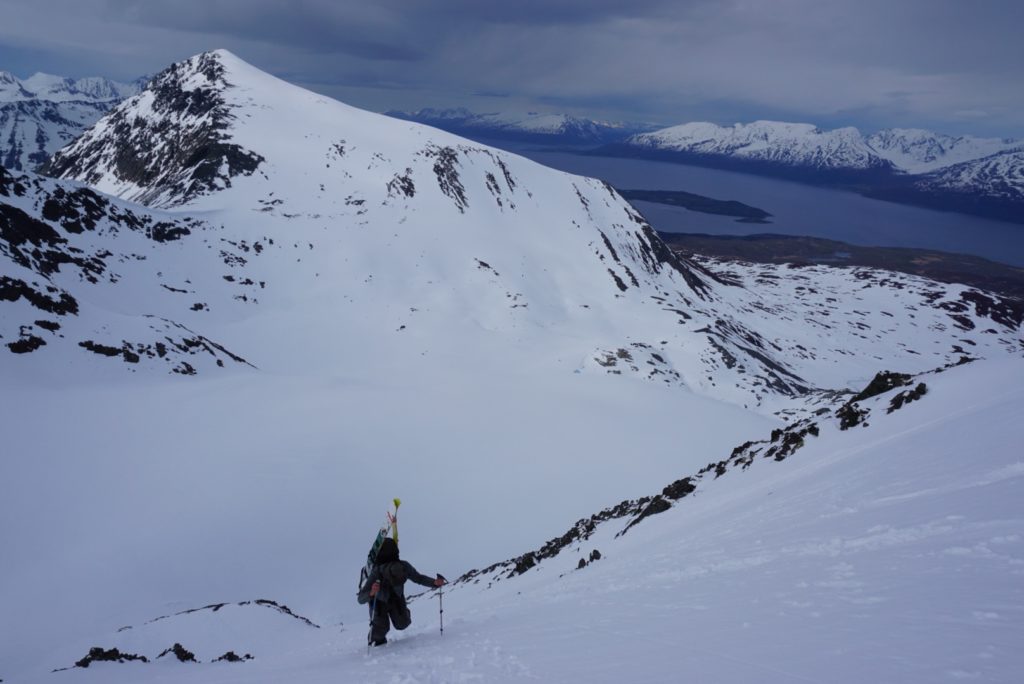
[21,72,74,96]
[397,106,476,121]
[627,119,1023,179]
[0,71,140,103]
[630,120,886,171]
[914,148,1024,201]
[0,68,145,171]
[867,128,1022,174]
[71,76,137,101]
[0,71,33,101]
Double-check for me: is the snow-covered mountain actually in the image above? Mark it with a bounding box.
[5,72,141,103]
[913,148,1024,202]
[626,120,1021,176]
[0,69,143,171]
[386,107,650,145]
[866,127,1021,174]
[629,120,892,172]
[613,120,1024,220]
[20,49,1021,402]
[3,50,1023,682]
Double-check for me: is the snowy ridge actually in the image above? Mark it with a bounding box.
[630,120,892,171]
[452,366,950,585]
[0,71,142,171]
[50,600,320,672]
[866,127,1022,174]
[0,72,140,104]
[628,120,1021,176]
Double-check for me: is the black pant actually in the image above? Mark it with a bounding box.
[369,599,412,643]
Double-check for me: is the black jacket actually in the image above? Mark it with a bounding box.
[358,560,436,606]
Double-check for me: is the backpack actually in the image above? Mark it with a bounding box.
[359,528,390,589]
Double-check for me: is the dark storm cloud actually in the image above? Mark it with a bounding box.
[1,0,1021,136]
[105,1,426,61]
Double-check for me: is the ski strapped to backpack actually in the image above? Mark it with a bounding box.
[359,498,401,589]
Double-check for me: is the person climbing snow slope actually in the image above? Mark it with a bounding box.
[357,537,446,646]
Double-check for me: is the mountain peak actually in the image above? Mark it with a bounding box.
[42,50,267,206]
[206,47,244,63]
[632,119,882,170]
[164,50,233,89]
[170,49,265,88]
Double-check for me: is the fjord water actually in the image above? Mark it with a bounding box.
[506,146,1024,267]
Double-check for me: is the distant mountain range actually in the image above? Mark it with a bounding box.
[385,107,654,145]
[603,121,1024,223]
[3,68,1023,223]
[0,70,144,171]
[625,121,1019,175]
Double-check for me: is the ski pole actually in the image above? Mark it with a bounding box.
[367,587,379,655]
[437,574,447,635]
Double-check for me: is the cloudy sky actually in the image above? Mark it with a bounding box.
[1,0,1022,136]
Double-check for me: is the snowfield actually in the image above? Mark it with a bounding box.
[3,358,1021,683]
[2,50,1023,683]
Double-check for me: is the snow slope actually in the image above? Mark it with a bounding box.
[6,358,1021,683]
[436,357,1024,684]
[0,70,141,171]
